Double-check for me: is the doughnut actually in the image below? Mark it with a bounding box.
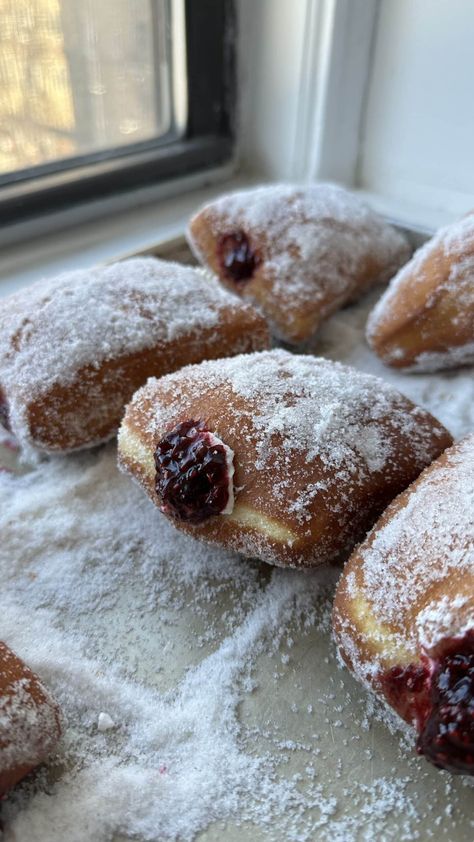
[117,348,451,568]
[333,435,474,774]
[0,642,62,795]
[186,183,410,344]
[367,213,474,371]
[0,257,269,455]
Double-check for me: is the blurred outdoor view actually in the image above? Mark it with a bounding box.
[0,0,171,178]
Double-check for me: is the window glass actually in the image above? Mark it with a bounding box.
[0,0,173,180]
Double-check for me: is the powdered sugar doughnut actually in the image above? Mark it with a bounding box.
[187,184,410,344]
[0,258,269,456]
[117,349,451,568]
[0,642,62,795]
[333,435,474,774]
[367,214,474,371]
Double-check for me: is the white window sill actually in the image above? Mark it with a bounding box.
[0,165,253,297]
[0,167,439,300]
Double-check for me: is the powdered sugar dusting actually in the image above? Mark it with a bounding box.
[0,671,59,772]
[188,183,410,338]
[417,596,474,652]
[0,254,473,839]
[1,446,473,840]
[356,436,474,650]
[0,257,263,453]
[225,350,425,471]
[400,342,474,373]
[313,287,473,439]
[367,213,474,370]
[136,349,447,534]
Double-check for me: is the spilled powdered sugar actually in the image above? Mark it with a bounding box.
[0,281,473,840]
[1,447,474,842]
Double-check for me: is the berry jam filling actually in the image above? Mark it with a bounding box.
[154,419,233,524]
[0,389,10,432]
[381,662,430,726]
[380,632,474,774]
[217,230,259,283]
[417,633,474,774]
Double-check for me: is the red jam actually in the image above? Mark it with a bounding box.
[0,389,10,432]
[217,231,259,283]
[417,633,474,774]
[380,632,474,775]
[381,662,430,726]
[154,419,232,524]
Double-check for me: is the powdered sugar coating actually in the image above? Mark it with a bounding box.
[367,214,474,370]
[188,183,410,340]
[417,596,474,652]
[397,342,474,373]
[140,348,445,480]
[0,257,252,400]
[0,646,60,775]
[0,257,267,455]
[339,436,474,680]
[122,349,450,568]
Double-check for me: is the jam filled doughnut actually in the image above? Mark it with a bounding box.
[187,183,410,344]
[118,348,451,568]
[367,213,474,371]
[0,257,269,455]
[333,435,474,774]
[0,642,62,795]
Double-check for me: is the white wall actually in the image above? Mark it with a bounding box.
[237,0,308,179]
[358,0,474,216]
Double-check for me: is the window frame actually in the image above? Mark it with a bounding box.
[237,0,473,233]
[0,0,236,227]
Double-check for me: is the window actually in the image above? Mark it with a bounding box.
[0,0,235,225]
[237,0,474,230]
[357,0,474,217]
[0,0,175,176]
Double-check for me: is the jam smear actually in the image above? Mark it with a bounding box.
[381,662,430,726]
[417,634,474,774]
[0,389,11,432]
[218,231,259,283]
[154,419,231,524]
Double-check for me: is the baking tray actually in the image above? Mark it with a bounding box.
[0,239,473,842]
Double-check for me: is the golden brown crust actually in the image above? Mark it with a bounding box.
[118,349,451,568]
[367,215,474,371]
[333,435,474,711]
[187,185,410,344]
[24,306,269,452]
[0,259,269,454]
[0,642,62,795]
